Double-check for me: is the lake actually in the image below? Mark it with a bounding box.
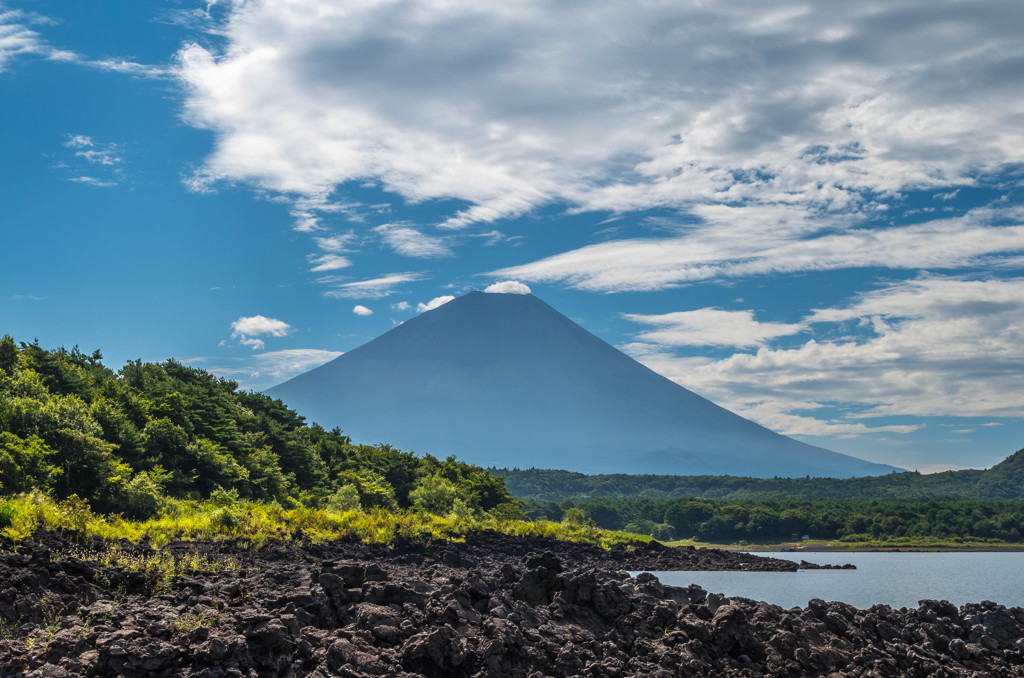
[641,551,1024,610]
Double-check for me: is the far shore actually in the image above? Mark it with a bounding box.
[663,538,1024,553]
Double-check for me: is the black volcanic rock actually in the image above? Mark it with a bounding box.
[5,532,1024,678]
[268,291,899,478]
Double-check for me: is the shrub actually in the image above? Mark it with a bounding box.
[409,474,458,515]
[325,484,361,512]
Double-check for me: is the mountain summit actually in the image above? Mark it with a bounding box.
[267,291,899,478]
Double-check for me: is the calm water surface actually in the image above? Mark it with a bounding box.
[641,552,1024,610]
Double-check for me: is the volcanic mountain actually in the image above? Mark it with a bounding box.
[267,291,900,478]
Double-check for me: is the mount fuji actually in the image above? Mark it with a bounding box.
[266,291,900,478]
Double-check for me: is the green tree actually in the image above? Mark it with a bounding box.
[409,473,458,515]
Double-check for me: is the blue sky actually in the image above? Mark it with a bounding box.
[2,0,1023,473]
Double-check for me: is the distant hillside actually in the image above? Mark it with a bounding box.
[495,449,1024,502]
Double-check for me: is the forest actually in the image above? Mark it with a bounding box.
[0,335,519,521]
[523,496,1024,543]
[496,451,1024,502]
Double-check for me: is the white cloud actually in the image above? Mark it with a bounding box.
[352,304,373,316]
[374,224,452,258]
[66,176,117,188]
[323,272,424,299]
[176,0,1024,230]
[60,134,126,186]
[315,233,357,253]
[251,348,342,380]
[484,280,531,295]
[391,301,411,311]
[0,8,58,72]
[417,295,455,313]
[0,9,166,77]
[493,206,1024,292]
[623,276,1024,438]
[624,308,803,348]
[230,314,291,350]
[307,254,352,272]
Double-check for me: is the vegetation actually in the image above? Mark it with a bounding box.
[0,335,517,518]
[496,453,1024,501]
[524,496,1024,544]
[0,335,644,550]
[0,490,645,549]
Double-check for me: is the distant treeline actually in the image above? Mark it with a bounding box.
[522,497,1024,543]
[494,451,1024,502]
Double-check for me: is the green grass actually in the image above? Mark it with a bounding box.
[0,490,648,552]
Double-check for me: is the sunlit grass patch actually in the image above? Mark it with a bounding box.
[0,491,648,553]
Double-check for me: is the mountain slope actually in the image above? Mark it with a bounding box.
[267,292,900,478]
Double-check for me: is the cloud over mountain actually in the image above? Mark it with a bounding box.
[177,0,1024,231]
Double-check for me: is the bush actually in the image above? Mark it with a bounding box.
[562,507,586,526]
[325,484,361,512]
[409,474,458,515]
[448,497,474,522]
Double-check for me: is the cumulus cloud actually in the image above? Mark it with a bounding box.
[176,0,1024,232]
[352,304,373,316]
[374,224,452,258]
[484,280,531,295]
[391,301,411,311]
[623,276,1024,437]
[323,272,424,299]
[229,314,291,350]
[416,295,455,313]
[624,308,804,348]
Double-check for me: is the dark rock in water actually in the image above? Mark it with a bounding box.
[2,530,1020,677]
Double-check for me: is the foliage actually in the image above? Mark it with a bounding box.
[523,495,1024,544]
[0,492,644,550]
[495,453,1024,502]
[409,473,459,515]
[0,335,517,517]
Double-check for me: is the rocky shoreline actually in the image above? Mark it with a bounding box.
[1,530,1022,677]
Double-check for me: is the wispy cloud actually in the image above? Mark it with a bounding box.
[64,135,121,165]
[624,308,804,348]
[374,224,452,258]
[307,254,352,272]
[66,176,117,188]
[0,7,166,77]
[493,206,1024,292]
[323,272,425,299]
[252,348,342,381]
[60,134,125,187]
[315,233,358,253]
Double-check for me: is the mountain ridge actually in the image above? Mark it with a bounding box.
[267,291,901,478]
